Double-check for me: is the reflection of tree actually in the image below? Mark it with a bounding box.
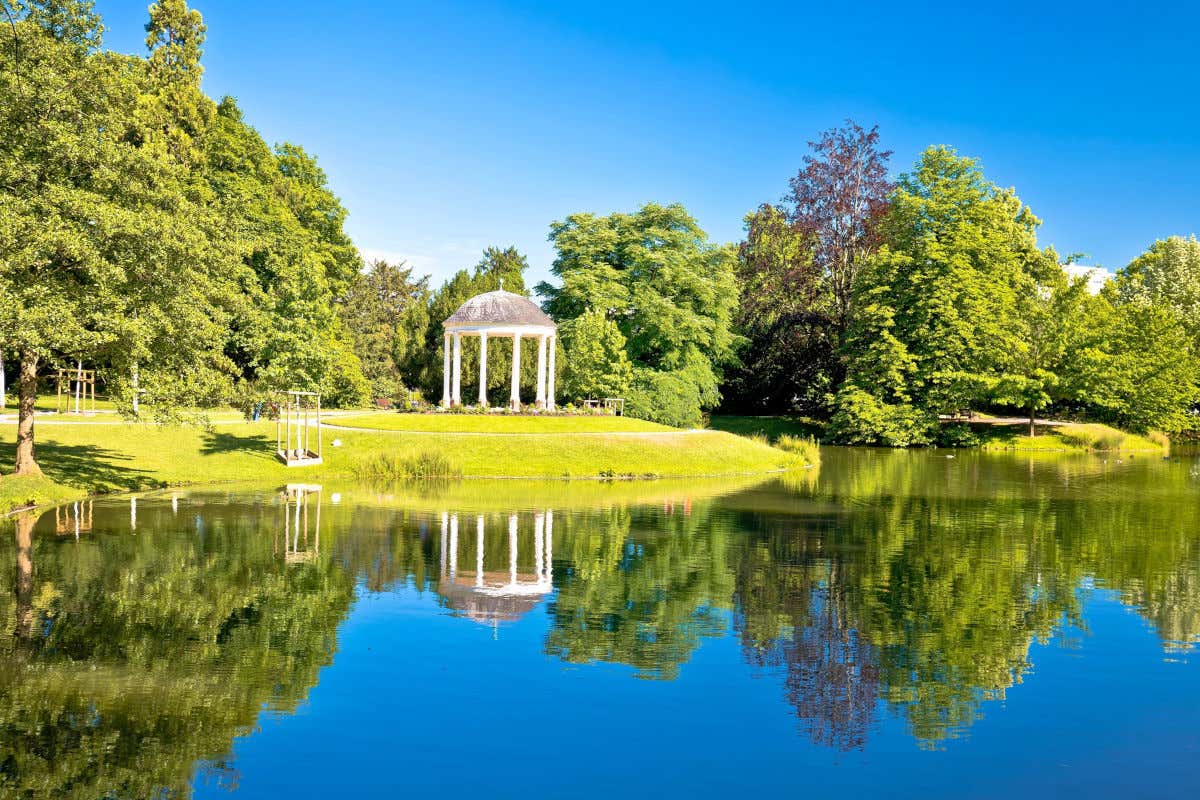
[732,519,879,751]
[544,505,733,679]
[728,449,1200,749]
[0,501,355,799]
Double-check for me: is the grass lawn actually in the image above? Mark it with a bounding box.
[975,422,1168,453]
[0,417,806,513]
[330,412,675,433]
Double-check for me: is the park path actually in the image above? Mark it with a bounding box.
[318,422,707,437]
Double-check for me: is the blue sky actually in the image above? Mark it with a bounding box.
[95,0,1200,286]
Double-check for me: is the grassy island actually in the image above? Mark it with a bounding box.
[0,413,809,514]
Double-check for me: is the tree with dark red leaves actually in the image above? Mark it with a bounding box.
[787,121,893,333]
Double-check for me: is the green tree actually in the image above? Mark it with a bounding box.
[560,309,633,402]
[1073,300,1200,433]
[0,0,235,473]
[725,204,835,414]
[539,203,739,424]
[994,263,1094,435]
[832,146,1050,444]
[339,259,431,399]
[1116,235,1200,347]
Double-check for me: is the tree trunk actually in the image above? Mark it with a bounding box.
[1029,406,1036,438]
[14,351,42,477]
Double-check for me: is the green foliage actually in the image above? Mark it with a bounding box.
[835,146,1056,443]
[561,308,633,401]
[540,202,740,413]
[625,369,704,428]
[1073,301,1200,433]
[339,259,431,398]
[828,386,933,447]
[1115,235,1200,348]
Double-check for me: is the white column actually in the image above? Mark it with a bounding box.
[441,334,451,407]
[478,332,489,408]
[510,334,521,410]
[536,335,547,409]
[547,335,557,410]
[451,333,462,406]
[476,515,485,588]
[508,513,518,585]
[449,513,459,580]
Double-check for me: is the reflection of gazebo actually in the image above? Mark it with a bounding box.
[278,484,322,563]
[441,290,557,410]
[438,510,554,624]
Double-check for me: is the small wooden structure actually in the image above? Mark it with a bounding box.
[583,397,625,415]
[55,366,97,415]
[276,390,322,466]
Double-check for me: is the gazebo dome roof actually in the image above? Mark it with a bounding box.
[444,290,556,329]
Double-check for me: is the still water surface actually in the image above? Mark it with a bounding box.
[2,448,1199,798]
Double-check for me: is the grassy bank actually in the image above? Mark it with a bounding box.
[0,417,806,513]
[976,422,1168,453]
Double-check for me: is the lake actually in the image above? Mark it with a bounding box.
[2,447,1198,798]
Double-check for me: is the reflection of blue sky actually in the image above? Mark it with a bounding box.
[195,585,1199,799]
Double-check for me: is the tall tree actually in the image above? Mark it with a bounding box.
[832,146,1050,445]
[539,203,739,424]
[0,0,221,473]
[1115,235,1200,348]
[725,122,892,415]
[339,258,430,398]
[787,121,893,332]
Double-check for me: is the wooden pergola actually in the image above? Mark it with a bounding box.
[55,367,97,415]
[276,391,322,466]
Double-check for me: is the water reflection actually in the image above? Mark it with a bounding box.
[437,511,554,625]
[0,450,1199,795]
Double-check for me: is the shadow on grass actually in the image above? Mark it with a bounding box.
[200,430,275,459]
[708,415,824,442]
[0,440,154,492]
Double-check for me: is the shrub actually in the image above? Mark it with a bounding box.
[625,371,703,428]
[936,423,980,448]
[775,434,821,466]
[828,386,933,447]
[1148,430,1171,451]
[352,450,462,480]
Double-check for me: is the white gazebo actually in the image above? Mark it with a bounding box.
[442,289,558,411]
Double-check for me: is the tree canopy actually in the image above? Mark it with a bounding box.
[539,203,739,426]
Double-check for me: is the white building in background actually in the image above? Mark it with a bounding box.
[1063,263,1113,295]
